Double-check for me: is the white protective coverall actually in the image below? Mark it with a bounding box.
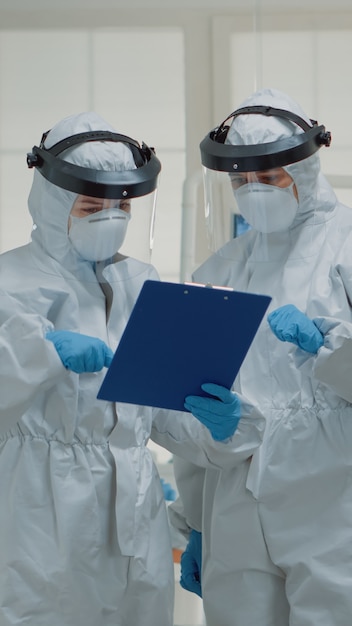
[0,112,265,626]
[169,89,352,626]
[0,291,64,429]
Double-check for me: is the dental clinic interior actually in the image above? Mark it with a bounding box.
[0,1,352,625]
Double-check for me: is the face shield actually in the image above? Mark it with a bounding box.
[27,118,161,282]
[200,104,331,252]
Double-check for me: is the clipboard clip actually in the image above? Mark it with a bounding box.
[184,281,234,292]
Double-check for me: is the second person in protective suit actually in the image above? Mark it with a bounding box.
[170,88,352,626]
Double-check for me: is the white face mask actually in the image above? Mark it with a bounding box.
[234,182,298,233]
[69,207,131,261]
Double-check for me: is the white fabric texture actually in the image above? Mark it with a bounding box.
[28,112,137,273]
[169,88,352,626]
[0,112,265,626]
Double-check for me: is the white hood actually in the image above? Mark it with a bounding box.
[28,112,136,268]
[227,88,337,226]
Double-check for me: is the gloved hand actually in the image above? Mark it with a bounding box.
[184,382,241,442]
[160,478,176,502]
[268,304,324,354]
[180,529,202,598]
[46,330,114,373]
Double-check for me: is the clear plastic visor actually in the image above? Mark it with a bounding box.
[67,189,157,263]
[203,165,298,252]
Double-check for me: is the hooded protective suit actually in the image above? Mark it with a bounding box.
[0,112,265,626]
[169,89,352,626]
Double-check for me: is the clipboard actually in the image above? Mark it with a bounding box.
[97,280,271,411]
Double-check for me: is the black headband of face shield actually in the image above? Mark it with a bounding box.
[199,105,332,172]
[26,130,161,199]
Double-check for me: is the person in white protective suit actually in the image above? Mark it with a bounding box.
[168,88,352,626]
[0,111,266,626]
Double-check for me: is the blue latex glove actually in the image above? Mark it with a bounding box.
[184,382,241,442]
[180,529,202,598]
[46,330,114,373]
[268,304,324,354]
[160,478,176,501]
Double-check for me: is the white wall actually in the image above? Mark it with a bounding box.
[0,2,352,279]
[0,26,186,281]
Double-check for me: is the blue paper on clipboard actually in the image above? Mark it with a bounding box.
[97,280,271,411]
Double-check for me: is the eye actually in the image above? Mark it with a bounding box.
[82,206,101,215]
[264,175,279,184]
[229,174,247,188]
[119,201,131,212]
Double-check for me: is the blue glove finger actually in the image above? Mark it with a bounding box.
[180,553,200,584]
[46,330,114,373]
[184,384,241,441]
[201,382,236,403]
[185,396,236,417]
[180,565,202,597]
[183,404,240,440]
[188,528,202,556]
[268,304,304,342]
[184,402,234,427]
[103,346,114,368]
[180,530,202,598]
[64,338,113,372]
[185,383,239,414]
[294,324,323,353]
[268,304,324,354]
[160,478,177,501]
